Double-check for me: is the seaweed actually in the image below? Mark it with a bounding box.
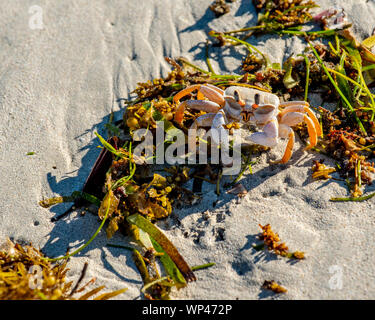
[0,239,126,300]
[254,224,305,260]
[209,0,231,17]
[262,280,287,294]
[217,0,319,40]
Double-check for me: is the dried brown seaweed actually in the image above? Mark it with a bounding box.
[209,0,230,17]
[262,280,287,294]
[0,239,126,300]
[311,159,336,180]
[255,224,305,260]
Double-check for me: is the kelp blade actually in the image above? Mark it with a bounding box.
[127,214,196,282]
[150,237,187,289]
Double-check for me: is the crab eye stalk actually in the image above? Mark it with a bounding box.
[254,93,260,105]
[234,90,240,102]
[233,90,245,107]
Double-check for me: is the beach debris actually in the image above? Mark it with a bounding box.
[254,224,305,260]
[39,133,199,299]
[209,0,231,17]
[226,183,247,197]
[311,159,336,180]
[127,214,196,283]
[0,239,126,300]
[262,280,287,294]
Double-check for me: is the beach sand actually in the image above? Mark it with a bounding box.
[1,0,375,299]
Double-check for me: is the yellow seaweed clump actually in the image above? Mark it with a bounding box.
[124,103,155,131]
[258,224,305,260]
[0,239,126,300]
[311,160,336,180]
[262,280,287,294]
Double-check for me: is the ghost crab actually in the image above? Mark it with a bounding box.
[173,84,322,163]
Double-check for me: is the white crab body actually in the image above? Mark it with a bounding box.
[173,84,322,163]
[222,87,280,127]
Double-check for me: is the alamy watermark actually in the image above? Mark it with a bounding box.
[28,5,44,30]
[28,265,43,290]
[328,265,343,290]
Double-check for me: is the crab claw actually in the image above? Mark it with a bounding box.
[313,7,350,31]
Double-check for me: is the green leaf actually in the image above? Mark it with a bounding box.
[94,132,123,158]
[335,55,354,106]
[150,237,187,288]
[308,42,367,135]
[126,214,196,282]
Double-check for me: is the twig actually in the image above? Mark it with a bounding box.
[69,262,89,297]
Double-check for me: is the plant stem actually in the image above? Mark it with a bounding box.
[330,192,375,202]
[302,54,310,101]
[205,42,216,75]
[354,59,375,121]
[191,263,216,271]
[222,25,264,35]
[44,192,112,262]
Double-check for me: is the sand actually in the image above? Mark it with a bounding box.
[1,0,375,299]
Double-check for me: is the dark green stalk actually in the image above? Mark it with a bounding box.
[222,25,264,35]
[205,42,216,75]
[231,155,255,185]
[298,54,310,101]
[178,57,210,74]
[330,192,375,202]
[178,57,241,80]
[354,59,375,121]
[44,192,112,262]
[107,244,135,252]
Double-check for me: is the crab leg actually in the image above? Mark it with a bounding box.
[280,111,317,150]
[173,84,225,105]
[211,111,229,146]
[173,85,202,103]
[303,115,318,150]
[174,100,221,124]
[189,113,217,148]
[279,126,295,164]
[204,83,225,95]
[187,113,218,162]
[279,105,322,137]
[280,101,309,108]
[174,84,225,124]
[246,118,279,148]
[190,112,217,130]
